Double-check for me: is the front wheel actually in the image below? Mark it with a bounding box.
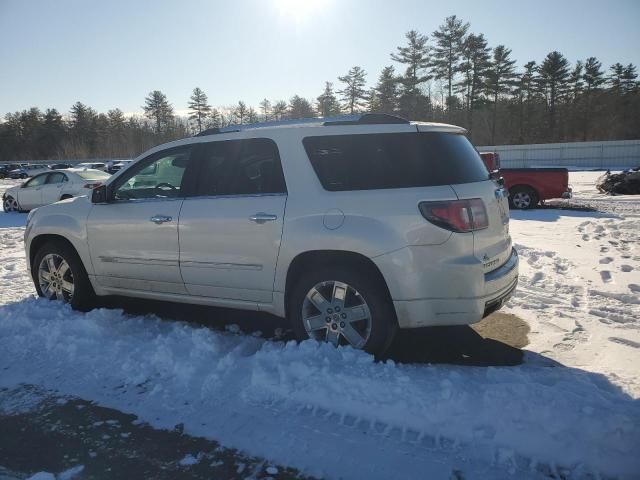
[32,241,96,311]
[289,267,397,355]
[509,186,538,210]
[3,196,19,212]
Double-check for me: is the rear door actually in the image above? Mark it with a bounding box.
[178,138,287,303]
[417,129,511,271]
[41,171,68,204]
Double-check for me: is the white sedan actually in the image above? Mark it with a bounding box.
[3,168,110,212]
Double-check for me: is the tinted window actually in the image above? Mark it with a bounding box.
[46,172,67,184]
[113,147,192,200]
[196,138,286,196]
[303,132,489,191]
[24,174,48,188]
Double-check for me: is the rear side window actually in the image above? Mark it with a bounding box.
[302,132,489,191]
[196,138,286,196]
[46,172,67,184]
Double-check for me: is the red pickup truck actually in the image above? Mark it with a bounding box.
[480,152,572,209]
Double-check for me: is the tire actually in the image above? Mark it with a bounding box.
[32,240,96,311]
[509,186,538,210]
[3,196,19,213]
[20,173,27,179]
[60,194,73,201]
[289,266,397,356]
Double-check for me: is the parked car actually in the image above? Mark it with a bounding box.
[76,162,107,171]
[479,152,572,209]
[9,164,50,179]
[3,168,110,212]
[0,163,23,179]
[107,160,133,174]
[23,114,518,355]
[48,163,74,170]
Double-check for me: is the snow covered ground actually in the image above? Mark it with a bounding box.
[1,173,639,479]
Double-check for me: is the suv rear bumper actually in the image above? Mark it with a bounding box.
[375,245,519,329]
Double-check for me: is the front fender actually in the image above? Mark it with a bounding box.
[25,197,94,275]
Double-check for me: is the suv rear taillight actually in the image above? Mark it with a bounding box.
[419,199,488,232]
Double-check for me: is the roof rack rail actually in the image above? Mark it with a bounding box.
[195,127,241,137]
[323,113,409,126]
[193,113,410,137]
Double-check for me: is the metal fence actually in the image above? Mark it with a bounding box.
[477,140,640,169]
[3,141,640,170]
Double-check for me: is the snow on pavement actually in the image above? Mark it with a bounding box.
[0,174,639,479]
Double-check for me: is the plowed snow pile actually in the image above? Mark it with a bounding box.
[1,173,639,479]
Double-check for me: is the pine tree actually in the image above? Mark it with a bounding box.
[582,57,605,139]
[259,99,272,121]
[431,15,469,112]
[456,33,491,133]
[569,61,584,102]
[608,63,625,94]
[338,66,368,114]
[69,102,98,155]
[209,108,223,128]
[391,30,431,117]
[143,91,174,134]
[370,66,400,114]
[515,61,538,142]
[234,101,248,124]
[188,87,212,133]
[487,45,517,144]
[537,51,570,138]
[621,64,638,93]
[247,107,258,124]
[316,82,342,117]
[288,95,315,119]
[271,100,288,120]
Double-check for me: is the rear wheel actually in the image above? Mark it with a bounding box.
[60,194,73,201]
[32,241,96,311]
[289,266,397,355]
[509,186,538,210]
[3,196,19,212]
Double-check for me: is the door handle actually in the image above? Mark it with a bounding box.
[150,215,173,224]
[249,212,278,224]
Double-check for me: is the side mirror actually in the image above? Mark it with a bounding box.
[92,184,109,203]
[489,170,504,185]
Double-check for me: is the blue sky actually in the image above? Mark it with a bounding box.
[1,0,638,116]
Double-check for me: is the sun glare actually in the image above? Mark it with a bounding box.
[273,0,328,23]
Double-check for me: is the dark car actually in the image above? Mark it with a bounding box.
[48,163,74,170]
[0,164,23,179]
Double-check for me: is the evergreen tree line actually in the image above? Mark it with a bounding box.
[1,15,638,161]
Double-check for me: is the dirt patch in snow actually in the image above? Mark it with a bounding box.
[0,386,309,480]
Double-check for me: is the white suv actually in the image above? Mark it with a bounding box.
[24,114,518,355]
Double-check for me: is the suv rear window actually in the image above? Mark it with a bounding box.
[302,132,489,191]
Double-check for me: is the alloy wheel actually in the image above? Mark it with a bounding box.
[302,280,372,349]
[512,191,531,209]
[38,253,74,302]
[3,197,18,212]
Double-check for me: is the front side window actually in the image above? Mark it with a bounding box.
[302,132,489,191]
[112,147,192,201]
[23,174,48,188]
[196,138,286,196]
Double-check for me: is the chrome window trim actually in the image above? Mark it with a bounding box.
[183,192,288,201]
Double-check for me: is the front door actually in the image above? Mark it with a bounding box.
[17,173,47,209]
[86,146,196,294]
[179,138,287,303]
